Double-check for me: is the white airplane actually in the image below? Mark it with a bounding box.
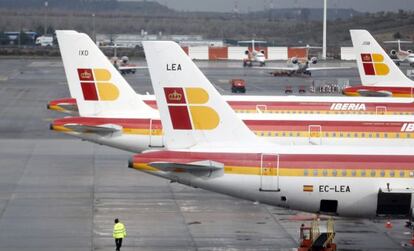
[238,39,267,67]
[384,40,414,66]
[102,44,146,74]
[128,40,414,218]
[343,30,414,97]
[263,45,351,77]
[52,31,414,154]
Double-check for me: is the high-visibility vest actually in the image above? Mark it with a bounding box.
[113,222,126,239]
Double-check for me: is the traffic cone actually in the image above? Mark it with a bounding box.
[385,219,393,229]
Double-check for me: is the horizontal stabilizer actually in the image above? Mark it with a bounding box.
[64,123,122,134]
[149,160,224,172]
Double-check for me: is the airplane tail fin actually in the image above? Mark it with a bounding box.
[350,30,414,87]
[56,30,156,118]
[142,41,262,149]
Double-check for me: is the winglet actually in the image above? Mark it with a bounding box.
[143,41,263,149]
[350,29,414,87]
[56,30,157,118]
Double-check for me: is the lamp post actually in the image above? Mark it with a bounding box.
[92,13,96,43]
[322,0,327,60]
[44,1,48,35]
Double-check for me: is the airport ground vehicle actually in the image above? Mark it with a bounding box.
[230,79,246,93]
[35,35,53,46]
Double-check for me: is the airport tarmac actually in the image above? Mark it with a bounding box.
[0,58,413,251]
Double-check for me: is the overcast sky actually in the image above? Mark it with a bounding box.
[140,0,414,13]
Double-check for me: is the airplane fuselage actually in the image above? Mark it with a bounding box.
[131,150,414,218]
[51,116,414,153]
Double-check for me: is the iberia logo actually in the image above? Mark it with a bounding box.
[164,87,219,130]
[77,68,119,101]
[361,53,389,76]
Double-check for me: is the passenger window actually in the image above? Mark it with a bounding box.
[376,133,380,138]
[351,170,356,176]
[380,170,385,177]
[361,170,366,177]
[313,169,318,176]
[323,170,328,176]
[390,170,395,177]
[304,169,309,176]
[399,171,405,177]
[370,170,376,177]
[341,170,347,176]
[332,170,337,176]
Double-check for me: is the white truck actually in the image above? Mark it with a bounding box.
[35,36,53,46]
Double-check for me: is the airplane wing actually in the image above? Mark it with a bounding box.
[260,66,297,71]
[63,123,122,134]
[149,160,224,172]
[307,66,353,71]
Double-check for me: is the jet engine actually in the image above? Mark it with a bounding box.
[310,57,318,64]
[408,50,412,54]
[291,57,298,64]
[121,56,129,64]
[260,50,265,54]
[245,50,249,55]
[390,49,397,56]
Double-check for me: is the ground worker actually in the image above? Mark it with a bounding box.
[113,218,126,251]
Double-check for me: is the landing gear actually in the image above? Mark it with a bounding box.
[304,70,312,76]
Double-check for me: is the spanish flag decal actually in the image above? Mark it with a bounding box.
[303,185,314,192]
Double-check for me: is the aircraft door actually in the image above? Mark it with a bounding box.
[259,154,280,192]
[256,105,267,113]
[149,119,164,148]
[308,125,322,145]
[376,106,387,115]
